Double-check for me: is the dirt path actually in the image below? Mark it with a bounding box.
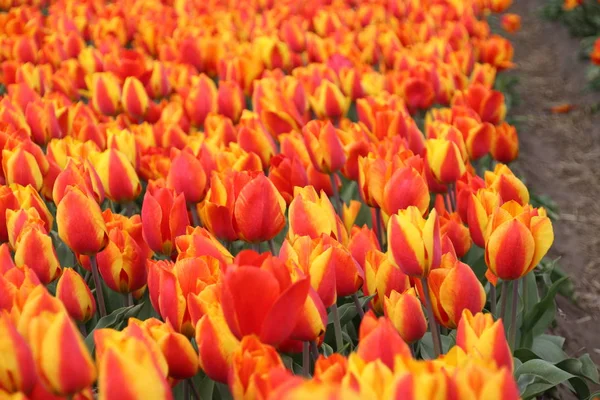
[509,0,600,366]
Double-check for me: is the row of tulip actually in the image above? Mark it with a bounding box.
[0,0,598,399]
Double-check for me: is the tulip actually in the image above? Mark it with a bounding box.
[56,268,96,323]
[425,254,486,328]
[501,14,521,34]
[217,80,245,123]
[229,336,290,400]
[287,186,348,245]
[107,128,139,170]
[363,250,410,313]
[479,35,515,71]
[426,139,466,184]
[96,227,149,294]
[356,311,412,370]
[53,160,104,206]
[0,314,36,394]
[87,72,121,116]
[190,284,241,383]
[302,120,347,174]
[90,149,141,203]
[485,201,554,281]
[128,318,198,380]
[175,226,233,265]
[314,354,348,384]
[5,207,46,249]
[268,154,310,204]
[470,63,497,89]
[0,186,18,242]
[237,112,279,167]
[491,122,519,163]
[342,353,395,399]
[452,84,507,125]
[25,100,63,146]
[456,310,513,372]
[141,181,189,256]
[95,326,173,400]
[57,186,108,255]
[346,225,381,270]
[122,76,149,119]
[166,149,207,205]
[2,147,43,191]
[386,370,453,399]
[467,188,502,248]
[384,288,427,344]
[455,362,520,399]
[387,207,441,278]
[310,80,350,121]
[28,311,96,396]
[254,36,291,71]
[484,164,529,205]
[184,74,218,127]
[221,258,310,346]
[14,227,61,285]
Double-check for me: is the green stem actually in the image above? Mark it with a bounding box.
[124,293,133,307]
[329,173,342,217]
[251,242,261,253]
[268,239,276,255]
[509,279,520,350]
[421,278,442,357]
[310,341,319,361]
[189,204,201,227]
[302,341,310,376]
[90,255,107,318]
[330,303,344,352]
[448,183,457,213]
[490,284,497,317]
[374,207,385,251]
[352,293,365,319]
[500,281,508,321]
[187,379,200,400]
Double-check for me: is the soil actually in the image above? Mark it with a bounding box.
[509,0,600,375]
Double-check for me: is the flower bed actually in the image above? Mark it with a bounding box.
[0,0,598,399]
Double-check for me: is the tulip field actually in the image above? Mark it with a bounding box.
[1,0,599,399]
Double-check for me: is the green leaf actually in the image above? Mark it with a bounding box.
[520,276,568,343]
[198,374,215,400]
[216,382,233,400]
[556,354,600,384]
[531,335,568,364]
[418,333,454,360]
[515,359,590,399]
[321,343,334,357]
[84,303,144,354]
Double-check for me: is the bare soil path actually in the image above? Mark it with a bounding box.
[509,0,600,368]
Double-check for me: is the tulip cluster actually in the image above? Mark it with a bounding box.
[0,0,556,398]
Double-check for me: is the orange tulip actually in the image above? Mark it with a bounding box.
[87,72,121,116]
[484,164,529,205]
[121,76,149,119]
[303,119,347,174]
[56,268,96,323]
[268,154,309,204]
[128,318,198,380]
[485,201,554,280]
[56,186,108,255]
[387,206,441,278]
[501,14,521,34]
[426,139,466,184]
[217,80,245,123]
[2,146,43,191]
[166,149,207,204]
[52,159,105,205]
[356,311,412,370]
[184,74,218,127]
[309,80,350,121]
[90,149,141,203]
[141,181,190,256]
[363,250,410,313]
[491,122,519,163]
[384,288,427,344]
[222,255,310,346]
[28,311,96,396]
[456,310,513,372]
[14,227,61,285]
[0,314,36,395]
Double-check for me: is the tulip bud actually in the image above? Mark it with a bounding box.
[363,250,410,313]
[309,80,350,121]
[129,318,198,380]
[0,314,36,394]
[56,268,96,323]
[6,207,46,249]
[166,149,207,204]
[122,76,149,119]
[96,227,148,294]
[95,326,173,400]
[2,147,43,191]
[217,80,245,123]
[12,184,54,232]
[426,139,466,184]
[0,186,18,242]
[485,201,553,280]
[387,206,441,278]
[302,120,347,174]
[268,154,309,204]
[141,182,189,256]
[14,227,61,285]
[491,122,519,163]
[384,288,427,343]
[184,74,218,127]
[314,354,348,384]
[28,311,96,396]
[87,72,121,116]
[356,311,412,370]
[90,149,141,203]
[484,164,529,205]
[457,310,513,371]
[53,159,105,205]
[57,186,108,255]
